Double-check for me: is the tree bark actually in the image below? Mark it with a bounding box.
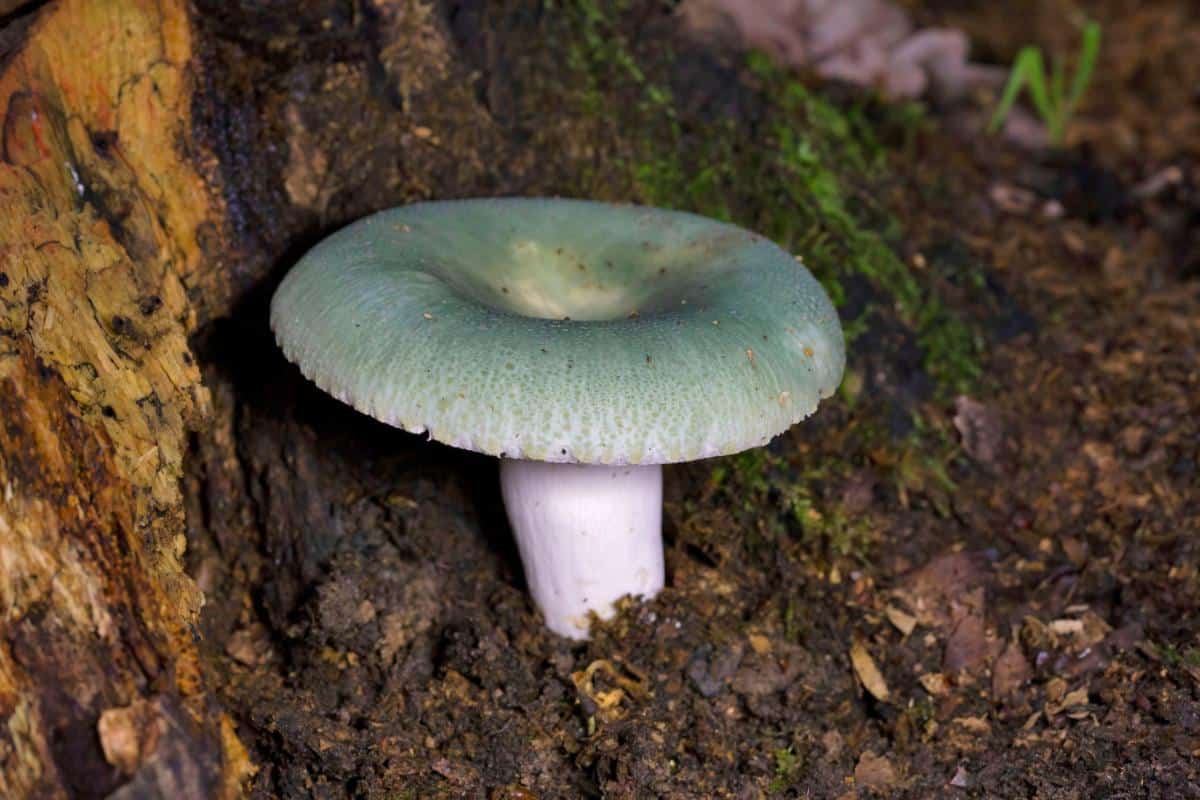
[0,0,759,794]
[0,0,249,796]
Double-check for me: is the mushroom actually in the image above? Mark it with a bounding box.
[270,198,844,638]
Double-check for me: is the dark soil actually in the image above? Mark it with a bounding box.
[184,1,1200,797]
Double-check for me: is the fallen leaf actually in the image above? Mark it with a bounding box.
[1049,618,1084,636]
[885,605,917,636]
[1060,536,1088,567]
[748,633,772,655]
[851,641,890,702]
[992,640,1031,699]
[893,552,985,629]
[855,751,897,791]
[1046,685,1089,717]
[954,715,991,734]
[944,612,989,674]
[1078,611,1113,648]
[572,659,650,722]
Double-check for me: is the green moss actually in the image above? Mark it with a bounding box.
[538,1,983,394]
[769,745,803,793]
[704,446,873,565]
[1151,642,1200,669]
[902,696,937,737]
[523,0,990,556]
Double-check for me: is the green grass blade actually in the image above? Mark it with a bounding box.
[988,48,1038,133]
[1051,54,1066,111]
[1021,50,1055,126]
[1066,21,1102,114]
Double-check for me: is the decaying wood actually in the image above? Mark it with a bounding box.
[0,0,249,796]
[0,0,764,794]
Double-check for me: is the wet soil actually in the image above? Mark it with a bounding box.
[184,1,1200,797]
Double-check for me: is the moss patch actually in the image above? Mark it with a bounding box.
[532,1,983,395]
[517,1,988,564]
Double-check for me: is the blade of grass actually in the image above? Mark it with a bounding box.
[987,48,1039,133]
[1020,50,1054,128]
[987,19,1101,146]
[1065,21,1102,115]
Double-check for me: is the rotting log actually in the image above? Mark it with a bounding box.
[2,0,874,793]
[0,0,250,796]
[0,0,529,793]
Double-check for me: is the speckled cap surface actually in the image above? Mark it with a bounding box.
[270,198,844,464]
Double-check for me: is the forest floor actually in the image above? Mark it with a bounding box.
[184,1,1199,797]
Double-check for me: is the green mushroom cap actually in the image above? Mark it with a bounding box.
[270,198,845,465]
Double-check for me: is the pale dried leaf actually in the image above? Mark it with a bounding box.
[851,641,890,702]
[748,633,772,655]
[1049,618,1085,636]
[885,605,918,636]
[855,751,897,791]
[1046,685,1090,716]
[954,715,991,734]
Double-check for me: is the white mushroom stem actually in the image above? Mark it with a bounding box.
[500,459,665,639]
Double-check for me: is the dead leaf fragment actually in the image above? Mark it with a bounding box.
[992,640,1031,699]
[944,611,989,674]
[893,551,984,629]
[885,605,917,636]
[954,715,991,734]
[855,751,897,791]
[1046,684,1089,717]
[748,633,772,655]
[572,659,651,722]
[1078,611,1114,648]
[850,641,890,702]
[1049,618,1084,636]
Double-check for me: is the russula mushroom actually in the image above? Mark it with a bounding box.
[270,198,844,638]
